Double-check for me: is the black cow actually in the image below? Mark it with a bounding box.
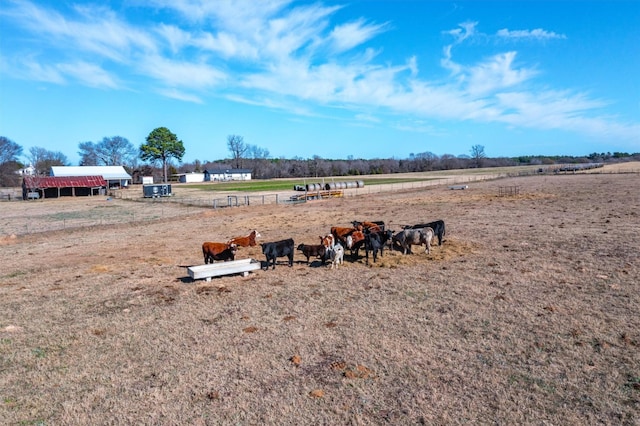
[363,230,382,265]
[261,238,295,270]
[378,229,394,249]
[353,228,393,265]
[404,219,445,245]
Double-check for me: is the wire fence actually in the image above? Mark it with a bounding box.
[3,168,639,236]
[0,177,476,236]
[0,199,198,236]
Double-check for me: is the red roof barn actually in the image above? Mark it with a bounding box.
[22,175,107,200]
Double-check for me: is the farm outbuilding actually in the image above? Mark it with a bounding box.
[51,166,132,189]
[174,172,205,183]
[22,175,107,200]
[204,168,252,181]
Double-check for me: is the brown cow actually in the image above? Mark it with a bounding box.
[352,220,385,234]
[202,242,238,264]
[346,230,365,249]
[228,230,261,247]
[330,226,358,248]
[345,230,366,259]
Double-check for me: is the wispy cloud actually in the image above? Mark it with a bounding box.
[3,1,155,63]
[466,51,537,95]
[2,0,637,145]
[57,61,120,89]
[328,18,390,53]
[442,21,478,44]
[139,55,227,90]
[157,88,204,104]
[17,57,67,85]
[497,28,567,41]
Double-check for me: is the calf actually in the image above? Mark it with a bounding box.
[228,229,261,247]
[297,243,326,264]
[404,220,445,245]
[261,238,295,270]
[324,243,344,269]
[320,234,334,249]
[202,242,237,264]
[392,227,435,255]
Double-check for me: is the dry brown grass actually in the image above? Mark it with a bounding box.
[1,172,639,425]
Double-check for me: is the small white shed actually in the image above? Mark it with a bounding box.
[176,173,205,183]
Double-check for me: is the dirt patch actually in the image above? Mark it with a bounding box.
[1,172,639,425]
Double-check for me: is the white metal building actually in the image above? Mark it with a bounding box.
[204,168,252,181]
[50,166,133,188]
[175,172,206,183]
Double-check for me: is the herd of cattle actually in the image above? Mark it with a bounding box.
[201,220,446,271]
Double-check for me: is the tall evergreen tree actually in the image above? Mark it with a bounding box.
[140,127,185,183]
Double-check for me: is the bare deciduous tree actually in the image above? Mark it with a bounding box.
[29,146,69,175]
[0,136,24,187]
[227,135,248,169]
[470,144,486,168]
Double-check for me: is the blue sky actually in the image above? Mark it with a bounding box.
[1,0,638,165]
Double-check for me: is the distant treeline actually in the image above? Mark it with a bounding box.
[159,151,640,181]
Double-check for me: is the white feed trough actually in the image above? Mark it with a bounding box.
[449,185,469,190]
[188,258,261,281]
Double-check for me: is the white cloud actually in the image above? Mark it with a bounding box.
[157,88,203,103]
[3,1,637,147]
[440,45,462,75]
[139,55,227,89]
[328,19,390,53]
[193,31,259,59]
[20,57,67,84]
[490,90,640,144]
[497,28,567,41]
[57,61,120,89]
[157,24,192,54]
[466,51,536,95]
[4,1,156,63]
[443,21,478,44]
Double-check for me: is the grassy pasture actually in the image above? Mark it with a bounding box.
[178,164,550,192]
[0,170,639,425]
[184,176,441,192]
